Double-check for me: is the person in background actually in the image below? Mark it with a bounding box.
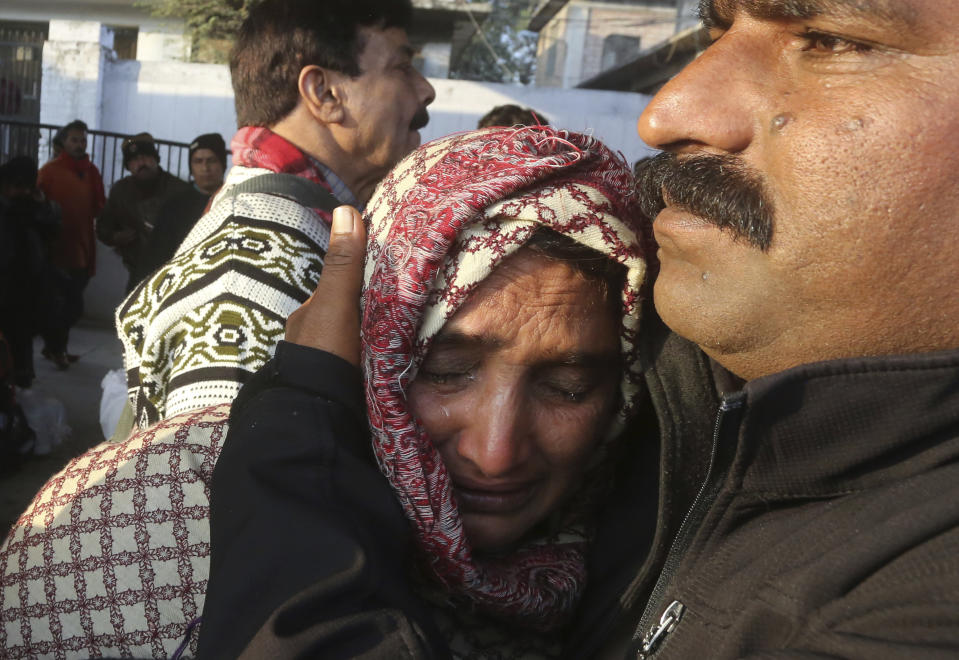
[37,119,105,369]
[49,132,63,161]
[477,104,549,128]
[0,157,60,385]
[116,0,435,429]
[95,131,190,290]
[136,132,227,281]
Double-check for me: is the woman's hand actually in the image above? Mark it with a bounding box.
[285,205,366,367]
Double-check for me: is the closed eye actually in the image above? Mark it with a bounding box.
[542,382,592,403]
[418,368,474,387]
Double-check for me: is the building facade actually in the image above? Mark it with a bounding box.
[531,0,678,88]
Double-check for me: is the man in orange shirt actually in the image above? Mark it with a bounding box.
[37,119,105,368]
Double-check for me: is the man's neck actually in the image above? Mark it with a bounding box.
[270,116,374,205]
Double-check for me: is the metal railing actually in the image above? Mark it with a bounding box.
[0,120,193,191]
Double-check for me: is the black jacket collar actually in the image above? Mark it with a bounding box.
[735,348,959,498]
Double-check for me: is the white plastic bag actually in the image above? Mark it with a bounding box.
[100,368,128,440]
[16,387,71,455]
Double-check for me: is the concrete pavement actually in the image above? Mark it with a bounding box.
[1,320,123,536]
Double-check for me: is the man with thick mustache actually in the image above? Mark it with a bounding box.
[115,0,435,429]
[190,0,959,657]
[622,0,959,655]
[97,132,191,291]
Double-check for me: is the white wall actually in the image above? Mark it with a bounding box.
[101,60,236,142]
[40,21,114,131]
[1,0,189,60]
[136,29,191,62]
[423,79,654,164]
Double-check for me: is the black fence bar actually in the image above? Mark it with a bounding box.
[0,119,194,191]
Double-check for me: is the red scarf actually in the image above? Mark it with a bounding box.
[361,127,650,630]
[230,127,333,184]
[55,152,106,211]
[231,126,337,223]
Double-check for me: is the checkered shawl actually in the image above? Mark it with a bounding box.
[0,405,230,658]
[362,126,649,630]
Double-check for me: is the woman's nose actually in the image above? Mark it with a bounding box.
[455,388,530,479]
[638,29,761,155]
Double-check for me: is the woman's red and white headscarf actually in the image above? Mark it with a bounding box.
[361,126,650,630]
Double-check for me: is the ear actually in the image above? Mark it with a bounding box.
[298,65,346,125]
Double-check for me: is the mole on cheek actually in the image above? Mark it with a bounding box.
[770,112,794,133]
[842,117,865,132]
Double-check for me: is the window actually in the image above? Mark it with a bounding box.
[110,27,138,60]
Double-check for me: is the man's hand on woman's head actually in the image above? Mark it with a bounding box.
[285,205,366,368]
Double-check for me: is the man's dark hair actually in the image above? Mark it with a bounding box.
[0,156,38,190]
[54,119,88,149]
[477,104,549,129]
[231,0,413,127]
[63,119,88,135]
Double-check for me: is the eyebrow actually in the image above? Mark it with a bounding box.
[700,0,917,30]
[431,330,503,351]
[429,330,620,368]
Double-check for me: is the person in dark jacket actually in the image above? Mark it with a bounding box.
[95,131,191,290]
[618,0,959,654]
[136,132,226,282]
[0,156,61,387]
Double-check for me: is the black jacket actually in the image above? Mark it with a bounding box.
[200,321,959,658]
[197,304,721,659]
[96,169,190,270]
[631,348,959,659]
[135,185,210,285]
[198,342,450,660]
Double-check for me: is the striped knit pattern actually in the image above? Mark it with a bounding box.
[116,165,331,427]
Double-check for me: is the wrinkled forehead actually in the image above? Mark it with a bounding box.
[701,0,920,29]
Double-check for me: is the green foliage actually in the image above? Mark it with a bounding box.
[451,0,539,84]
[144,0,540,75]
[140,0,262,62]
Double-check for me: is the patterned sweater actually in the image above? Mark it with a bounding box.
[116,164,332,427]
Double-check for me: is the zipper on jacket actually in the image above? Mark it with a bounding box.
[632,392,746,658]
[638,600,685,658]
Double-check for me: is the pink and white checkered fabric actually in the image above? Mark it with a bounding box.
[0,404,229,659]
